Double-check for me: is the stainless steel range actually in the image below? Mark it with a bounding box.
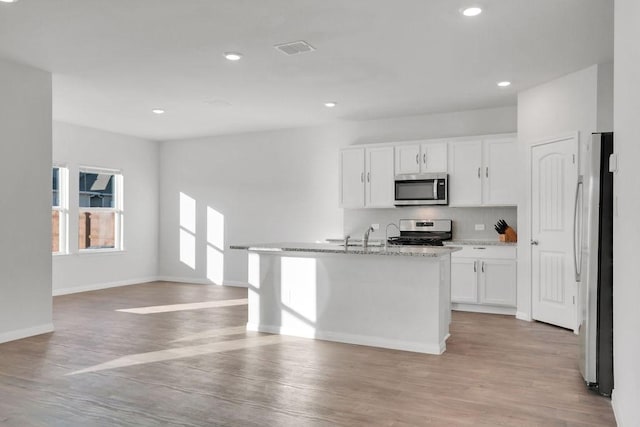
[387,219,452,246]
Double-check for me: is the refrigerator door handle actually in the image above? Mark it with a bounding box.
[573,176,584,282]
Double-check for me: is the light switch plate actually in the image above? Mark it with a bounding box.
[475,224,485,231]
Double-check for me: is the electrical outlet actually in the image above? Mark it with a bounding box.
[475,224,485,231]
[371,223,380,230]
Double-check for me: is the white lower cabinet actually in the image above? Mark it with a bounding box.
[450,258,478,303]
[450,246,517,314]
[479,259,517,306]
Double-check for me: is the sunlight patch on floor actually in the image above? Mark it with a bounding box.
[68,335,297,375]
[116,298,248,314]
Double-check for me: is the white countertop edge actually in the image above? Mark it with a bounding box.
[444,240,517,246]
[230,242,461,257]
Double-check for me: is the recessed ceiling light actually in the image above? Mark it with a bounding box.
[0,0,20,3]
[324,102,337,108]
[152,109,165,115]
[497,81,512,87]
[224,52,243,61]
[461,7,482,17]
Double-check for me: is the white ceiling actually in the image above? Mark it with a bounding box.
[0,0,613,141]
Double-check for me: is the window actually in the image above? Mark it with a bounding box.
[78,168,123,251]
[52,166,68,254]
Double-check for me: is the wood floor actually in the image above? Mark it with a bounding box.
[0,282,615,426]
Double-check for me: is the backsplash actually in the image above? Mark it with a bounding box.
[343,206,517,241]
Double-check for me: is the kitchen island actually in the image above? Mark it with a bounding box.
[230,242,460,354]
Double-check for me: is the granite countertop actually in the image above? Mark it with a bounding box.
[230,242,461,258]
[444,239,517,247]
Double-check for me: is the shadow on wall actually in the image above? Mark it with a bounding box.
[179,191,225,284]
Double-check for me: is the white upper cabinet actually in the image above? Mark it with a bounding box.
[340,134,516,209]
[421,142,448,173]
[448,140,483,206]
[340,146,394,209]
[395,142,447,175]
[483,137,518,205]
[340,147,365,208]
[395,144,421,174]
[366,146,395,207]
[448,136,517,207]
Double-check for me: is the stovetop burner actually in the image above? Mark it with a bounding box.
[387,219,452,247]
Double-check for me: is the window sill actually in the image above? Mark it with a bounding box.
[78,249,126,256]
[52,250,127,257]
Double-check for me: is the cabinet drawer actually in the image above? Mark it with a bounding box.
[451,245,516,259]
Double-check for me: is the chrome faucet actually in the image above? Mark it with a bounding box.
[385,222,400,249]
[343,234,351,249]
[363,226,375,248]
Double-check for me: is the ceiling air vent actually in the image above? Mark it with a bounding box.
[274,40,315,56]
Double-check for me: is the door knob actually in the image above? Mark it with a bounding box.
[531,240,539,246]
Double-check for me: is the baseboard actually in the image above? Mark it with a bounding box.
[155,276,212,285]
[53,276,159,296]
[223,280,249,288]
[54,276,247,296]
[611,389,624,427]
[247,323,446,355]
[451,303,516,316]
[516,311,533,321]
[156,276,248,288]
[0,323,54,344]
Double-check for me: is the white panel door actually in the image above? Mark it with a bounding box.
[366,146,395,207]
[340,148,365,208]
[451,258,478,303]
[531,137,578,330]
[395,144,421,175]
[479,259,517,307]
[421,142,448,173]
[483,137,518,205]
[448,140,482,206]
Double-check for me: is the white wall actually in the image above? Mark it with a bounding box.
[158,125,346,286]
[52,122,159,295]
[158,106,516,285]
[516,64,612,321]
[0,59,53,343]
[597,62,614,133]
[612,1,640,423]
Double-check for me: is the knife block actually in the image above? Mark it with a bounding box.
[499,227,517,242]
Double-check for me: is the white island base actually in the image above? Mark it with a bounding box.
[243,247,452,354]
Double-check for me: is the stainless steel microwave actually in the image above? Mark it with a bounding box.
[394,173,448,206]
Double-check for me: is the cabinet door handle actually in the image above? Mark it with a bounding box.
[367,172,370,183]
[416,154,419,164]
[485,167,489,178]
[473,261,477,272]
[423,153,426,165]
[360,172,364,183]
[477,167,481,178]
[481,261,485,273]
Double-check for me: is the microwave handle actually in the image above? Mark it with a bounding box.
[433,179,438,200]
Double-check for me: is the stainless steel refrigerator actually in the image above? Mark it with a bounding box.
[577,132,614,397]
